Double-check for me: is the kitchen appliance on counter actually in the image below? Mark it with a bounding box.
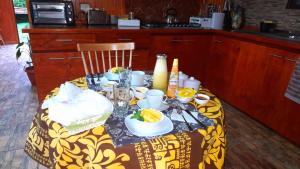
[189,17,211,28]
[260,20,277,33]
[30,0,74,25]
[142,22,202,29]
[88,8,109,25]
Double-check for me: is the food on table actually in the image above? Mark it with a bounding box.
[196,95,208,100]
[177,88,197,98]
[194,94,210,105]
[110,67,124,74]
[131,108,162,123]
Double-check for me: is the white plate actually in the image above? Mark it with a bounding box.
[104,72,120,81]
[137,99,169,111]
[125,114,173,137]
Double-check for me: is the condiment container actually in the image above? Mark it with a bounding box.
[152,54,168,93]
[178,71,188,88]
[167,58,179,98]
[183,77,201,91]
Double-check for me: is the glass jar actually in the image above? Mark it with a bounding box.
[152,54,168,93]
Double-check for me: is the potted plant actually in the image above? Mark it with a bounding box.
[16,41,35,86]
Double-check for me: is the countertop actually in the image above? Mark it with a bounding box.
[23,25,300,52]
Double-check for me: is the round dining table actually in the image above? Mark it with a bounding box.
[24,77,226,169]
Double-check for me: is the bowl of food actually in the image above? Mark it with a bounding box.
[176,88,197,103]
[104,67,125,80]
[125,108,174,137]
[194,94,210,105]
[132,87,149,100]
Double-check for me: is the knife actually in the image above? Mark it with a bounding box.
[179,104,207,129]
[177,108,193,131]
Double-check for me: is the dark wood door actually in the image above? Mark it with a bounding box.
[261,48,300,145]
[33,53,69,101]
[206,35,240,101]
[150,35,211,81]
[230,41,268,119]
[0,0,19,43]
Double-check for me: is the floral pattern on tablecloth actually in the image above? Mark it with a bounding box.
[24,77,226,169]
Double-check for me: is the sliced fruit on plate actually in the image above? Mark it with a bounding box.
[131,108,162,123]
[177,88,197,98]
[110,67,124,74]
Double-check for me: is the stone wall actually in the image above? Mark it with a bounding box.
[236,0,300,31]
[125,0,200,23]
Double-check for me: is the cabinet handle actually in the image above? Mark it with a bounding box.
[271,54,284,59]
[68,56,82,59]
[171,39,194,43]
[48,57,65,60]
[118,38,133,41]
[56,39,73,42]
[214,40,223,43]
[285,58,298,62]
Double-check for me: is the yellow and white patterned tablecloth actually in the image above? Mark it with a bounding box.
[25,77,226,169]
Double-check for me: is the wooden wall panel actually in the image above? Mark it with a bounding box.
[0,0,19,44]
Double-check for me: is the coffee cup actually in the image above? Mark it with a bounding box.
[131,71,145,86]
[146,89,165,109]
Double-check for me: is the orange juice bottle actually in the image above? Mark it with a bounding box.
[153,54,168,93]
[167,58,179,98]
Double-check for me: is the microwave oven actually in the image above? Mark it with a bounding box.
[30,1,75,25]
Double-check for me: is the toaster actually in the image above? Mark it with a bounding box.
[88,9,109,25]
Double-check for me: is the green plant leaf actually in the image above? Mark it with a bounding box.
[130,110,144,121]
[16,49,21,60]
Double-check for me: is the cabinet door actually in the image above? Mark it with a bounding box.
[150,35,210,80]
[262,48,300,144]
[206,35,240,101]
[230,41,268,118]
[67,53,86,80]
[30,34,96,52]
[33,53,69,101]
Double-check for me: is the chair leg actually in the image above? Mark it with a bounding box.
[0,34,5,45]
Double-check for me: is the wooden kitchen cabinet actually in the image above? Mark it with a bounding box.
[150,35,211,80]
[33,52,69,101]
[205,35,240,101]
[260,47,300,144]
[229,41,269,119]
[30,33,96,52]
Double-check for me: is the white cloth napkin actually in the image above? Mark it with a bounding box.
[41,82,113,126]
[170,109,199,124]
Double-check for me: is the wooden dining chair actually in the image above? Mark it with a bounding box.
[77,42,135,75]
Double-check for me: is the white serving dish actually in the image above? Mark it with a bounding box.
[194,94,210,105]
[125,114,173,137]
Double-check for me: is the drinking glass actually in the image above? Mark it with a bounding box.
[113,68,132,117]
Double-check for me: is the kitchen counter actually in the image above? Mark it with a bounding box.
[23,25,300,52]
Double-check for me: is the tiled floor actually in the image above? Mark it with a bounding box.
[0,44,299,169]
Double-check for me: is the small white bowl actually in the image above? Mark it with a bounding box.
[194,94,210,105]
[132,87,149,100]
[176,95,194,103]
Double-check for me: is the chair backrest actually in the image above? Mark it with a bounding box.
[77,42,135,75]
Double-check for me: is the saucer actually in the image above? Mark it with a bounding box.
[137,99,169,111]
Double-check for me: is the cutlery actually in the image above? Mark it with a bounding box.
[90,74,96,85]
[177,108,193,131]
[178,104,207,129]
